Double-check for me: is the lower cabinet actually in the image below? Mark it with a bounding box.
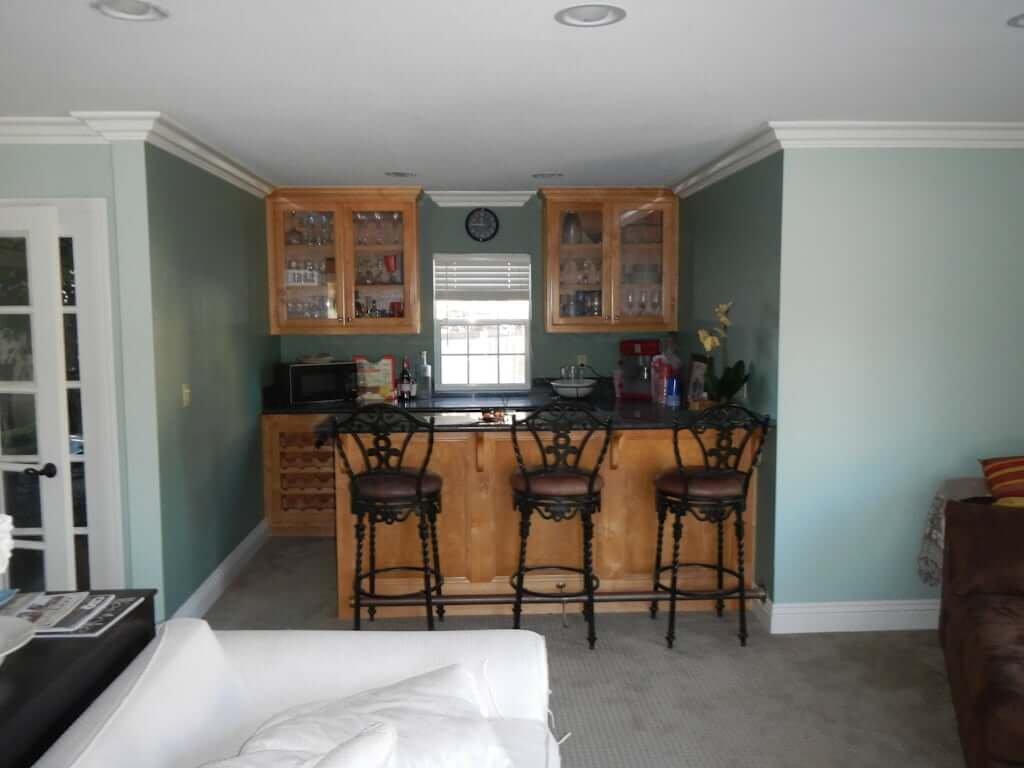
[263,414,336,537]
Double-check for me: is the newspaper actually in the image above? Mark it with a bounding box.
[53,595,145,638]
[1,591,96,630]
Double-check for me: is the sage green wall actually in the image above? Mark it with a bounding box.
[144,144,276,616]
[681,152,783,594]
[775,149,1024,604]
[282,196,675,377]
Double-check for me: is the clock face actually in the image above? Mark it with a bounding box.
[465,207,499,242]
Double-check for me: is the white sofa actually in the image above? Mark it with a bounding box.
[36,619,560,768]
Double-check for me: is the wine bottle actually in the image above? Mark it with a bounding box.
[399,356,413,402]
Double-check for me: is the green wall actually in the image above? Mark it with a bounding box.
[282,196,678,377]
[774,149,1024,604]
[144,144,277,615]
[681,152,783,594]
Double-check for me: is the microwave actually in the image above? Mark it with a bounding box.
[274,361,358,405]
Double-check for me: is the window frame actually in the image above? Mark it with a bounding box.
[432,253,532,394]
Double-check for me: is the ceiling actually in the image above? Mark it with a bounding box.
[1,0,1022,189]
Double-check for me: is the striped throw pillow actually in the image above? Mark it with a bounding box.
[980,456,1024,499]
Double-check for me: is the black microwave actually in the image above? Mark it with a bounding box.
[274,361,358,405]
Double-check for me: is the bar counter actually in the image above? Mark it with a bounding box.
[261,385,765,620]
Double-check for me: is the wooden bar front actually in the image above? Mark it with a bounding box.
[332,428,758,619]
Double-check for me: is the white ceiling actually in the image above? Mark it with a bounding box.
[1,0,1022,189]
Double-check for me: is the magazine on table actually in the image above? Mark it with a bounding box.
[50,595,145,638]
[0,591,143,637]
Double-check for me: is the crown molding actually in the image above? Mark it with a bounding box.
[673,121,1024,199]
[0,111,272,197]
[426,190,535,207]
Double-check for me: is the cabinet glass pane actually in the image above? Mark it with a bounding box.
[353,210,405,320]
[556,209,603,319]
[0,237,29,305]
[282,209,338,321]
[618,209,664,318]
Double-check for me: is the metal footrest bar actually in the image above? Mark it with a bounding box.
[653,562,745,600]
[357,565,443,601]
[354,585,767,608]
[508,565,600,600]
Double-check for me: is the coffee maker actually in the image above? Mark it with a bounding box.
[618,339,660,400]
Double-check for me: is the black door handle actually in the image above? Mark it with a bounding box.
[23,463,57,479]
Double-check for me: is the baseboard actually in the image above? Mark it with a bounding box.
[172,520,269,619]
[765,599,940,634]
[751,597,773,629]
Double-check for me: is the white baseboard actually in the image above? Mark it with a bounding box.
[172,520,269,619]
[752,597,773,628]
[764,599,940,634]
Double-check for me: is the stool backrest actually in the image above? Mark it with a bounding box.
[326,404,436,483]
[511,402,612,494]
[674,404,771,480]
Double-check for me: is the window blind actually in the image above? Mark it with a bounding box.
[433,254,531,301]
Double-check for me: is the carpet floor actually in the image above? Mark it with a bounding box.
[205,538,962,768]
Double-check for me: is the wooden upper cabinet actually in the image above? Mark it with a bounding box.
[543,188,678,333]
[267,188,421,335]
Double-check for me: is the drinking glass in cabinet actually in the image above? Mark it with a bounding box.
[619,208,664,317]
[284,209,334,247]
[352,210,405,320]
[556,209,603,319]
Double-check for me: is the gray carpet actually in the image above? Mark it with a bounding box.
[206,538,962,768]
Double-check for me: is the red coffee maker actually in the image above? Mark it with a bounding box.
[618,339,660,400]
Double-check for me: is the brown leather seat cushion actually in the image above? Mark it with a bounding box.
[510,470,602,496]
[353,471,442,500]
[655,470,745,500]
[961,595,1024,758]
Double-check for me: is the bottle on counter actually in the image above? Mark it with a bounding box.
[417,350,433,397]
[399,356,413,402]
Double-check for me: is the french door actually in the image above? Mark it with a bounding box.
[0,202,121,592]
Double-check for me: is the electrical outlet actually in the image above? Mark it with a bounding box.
[576,353,587,366]
[181,384,192,408]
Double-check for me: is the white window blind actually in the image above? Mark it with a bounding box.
[433,254,531,302]
[432,253,532,392]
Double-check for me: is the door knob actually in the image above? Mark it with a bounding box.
[23,463,57,479]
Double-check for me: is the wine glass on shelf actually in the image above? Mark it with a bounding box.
[355,213,367,245]
[638,290,648,314]
[373,213,384,245]
[391,213,401,245]
[650,290,661,313]
[625,290,635,316]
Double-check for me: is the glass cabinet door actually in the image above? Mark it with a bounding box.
[550,205,610,325]
[345,204,413,328]
[614,204,672,326]
[277,205,339,324]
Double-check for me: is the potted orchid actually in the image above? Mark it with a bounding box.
[697,301,749,403]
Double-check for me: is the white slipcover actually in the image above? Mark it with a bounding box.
[36,619,559,768]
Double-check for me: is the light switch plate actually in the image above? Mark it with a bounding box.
[576,353,587,366]
[181,384,192,408]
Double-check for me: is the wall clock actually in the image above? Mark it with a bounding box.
[465,207,499,242]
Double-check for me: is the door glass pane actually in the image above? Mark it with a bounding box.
[75,534,90,590]
[60,237,76,306]
[0,237,29,306]
[0,393,37,455]
[71,462,87,526]
[0,314,33,380]
[62,314,79,381]
[68,389,83,454]
[282,209,337,321]
[619,209,665,318]
[556,209,603,319]
[4,470,41,528]
[8,545,44,591]
[353,210,405,320]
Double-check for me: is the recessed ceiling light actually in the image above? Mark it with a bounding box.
[91,0,168,21]
[384,171,417,178]
[554,4,626,27]
[532,172,565,179]
[1008,13,1024,28]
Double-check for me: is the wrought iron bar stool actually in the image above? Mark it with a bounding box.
[327,404,444,631]
[510,402,612,649]
[650,403,771,648]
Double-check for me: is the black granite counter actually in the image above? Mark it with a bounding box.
[263,383,693,431]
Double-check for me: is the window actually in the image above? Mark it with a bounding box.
[433,254,531,392]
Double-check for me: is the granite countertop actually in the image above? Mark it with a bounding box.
[264,382,695,431]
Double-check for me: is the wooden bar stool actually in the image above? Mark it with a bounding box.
[510,402,612,649]
[650,404,771,648]
[328,404,444,630]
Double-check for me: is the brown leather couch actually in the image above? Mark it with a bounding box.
[941,499,1024,767]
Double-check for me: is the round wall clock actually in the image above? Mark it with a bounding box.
[465,207,499,242]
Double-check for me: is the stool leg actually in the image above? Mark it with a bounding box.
[513,502,531,630]
[715,518,725,618]
[650,496,667,619]
[427,500,445,623]
[582,506,597,650]
[417,510,436,631]
[666,511,684,649]
[367,516,377,621]
[353,512,365,631]
[735,506,748,647]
